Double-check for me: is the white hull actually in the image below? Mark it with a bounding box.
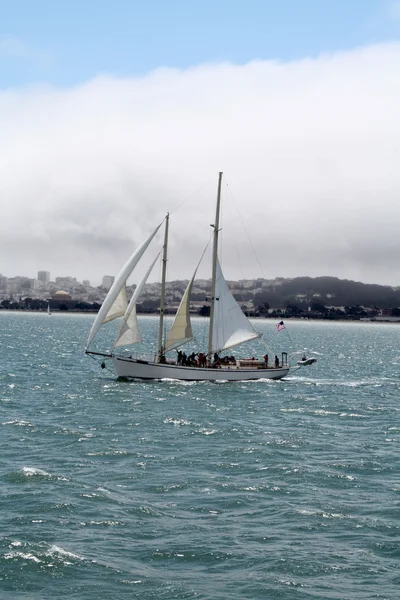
[113,355,290,381]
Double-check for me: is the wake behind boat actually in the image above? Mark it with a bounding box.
[85,173,316,381]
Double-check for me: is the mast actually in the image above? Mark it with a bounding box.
[158,213,169,359]
[208,172,223,358]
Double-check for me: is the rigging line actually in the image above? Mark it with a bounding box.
[194,232,214,352]
[152,251,168,346]
[261,337,275,358]
[169,177,214,215]
[191,232,214,351]
[231,211,245,281]
[224,179,267,280]
[198,233,214,348]
[162,235,170,351]
[199,231,214,266]
[86,352,115,375]
[175,230,213,304]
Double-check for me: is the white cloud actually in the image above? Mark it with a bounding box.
[1,42,400,286]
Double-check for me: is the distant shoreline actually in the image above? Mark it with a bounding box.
[1,308,399,324]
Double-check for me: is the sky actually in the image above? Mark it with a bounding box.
[1,0,400,286]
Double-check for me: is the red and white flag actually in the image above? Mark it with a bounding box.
[276,321,286,332]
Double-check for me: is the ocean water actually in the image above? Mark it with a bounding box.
[1,311,399,600]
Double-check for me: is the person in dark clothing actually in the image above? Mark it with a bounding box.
[264,354,269,367]
[274,355,279,368]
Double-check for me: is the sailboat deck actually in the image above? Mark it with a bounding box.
[112,355,290,380]
[121,355,285,371]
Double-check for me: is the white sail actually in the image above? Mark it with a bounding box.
[165,276,195,352]
[211,259,260,353]
[86,222,162,348]
[165,240,209,352]
[114,253,160,348]
[102,285,128,324]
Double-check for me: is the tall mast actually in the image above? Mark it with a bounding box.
[208,172,223,358]
[158,213,169,359]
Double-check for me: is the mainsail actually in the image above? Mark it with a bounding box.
[211,259,260,353]
[86,222,162,348]
[114,253,160,348]
[102,286,128,324]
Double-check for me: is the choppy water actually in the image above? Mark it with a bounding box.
[1,312,399,599]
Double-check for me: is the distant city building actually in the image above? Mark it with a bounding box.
[8,276,33,293]
[53,276,77,293]
[83,280,90,287]
[102,275,115,290]
[50,290,73,310]
[51,290,72,300]
[55,276,76,285]
[38,271,50,283]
